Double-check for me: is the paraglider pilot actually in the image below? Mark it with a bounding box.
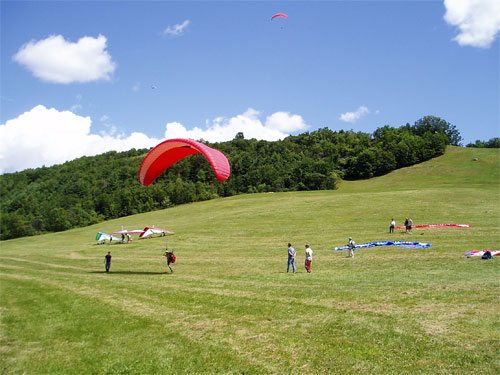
[164,248,176,273]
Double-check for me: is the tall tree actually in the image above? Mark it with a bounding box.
[412,116,462,146]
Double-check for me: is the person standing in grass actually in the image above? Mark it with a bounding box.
[287,243,296,273]
[404,217,413,233]
[389,218,396,233]
[304,244,313,273]
[104,251,112,273]
[347,237,356,258]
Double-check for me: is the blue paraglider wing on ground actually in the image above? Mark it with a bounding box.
[334,240,431,251]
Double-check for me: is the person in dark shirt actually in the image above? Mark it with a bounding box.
[482,250,492,260]
[105,252,112,273]
[164,249,176,273]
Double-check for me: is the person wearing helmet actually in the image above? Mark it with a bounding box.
[347,237,356,258]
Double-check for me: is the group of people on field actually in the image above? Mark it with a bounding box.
[389,217,413,233]
[287,243,314,273]
[287,237,358,273]
[103,247,176,273]
[104,215,421,274]
[287,215,417,273]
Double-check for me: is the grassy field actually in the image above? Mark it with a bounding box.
[1,146,499,374]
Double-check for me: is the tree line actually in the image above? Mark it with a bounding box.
[466,138,500,148]
[0,115,465,240]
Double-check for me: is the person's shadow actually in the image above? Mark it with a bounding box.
[89,271,170,275]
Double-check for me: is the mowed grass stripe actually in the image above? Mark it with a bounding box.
[3,258,498,325]
[1,271,495,374]
[0,276,277,374]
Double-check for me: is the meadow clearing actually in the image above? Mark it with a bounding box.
[1,146,499,374]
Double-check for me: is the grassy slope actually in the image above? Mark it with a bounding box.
[1,146,499,374]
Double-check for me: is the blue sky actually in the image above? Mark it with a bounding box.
[1,0,499,173]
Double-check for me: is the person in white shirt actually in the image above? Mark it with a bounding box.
[304,244,313,273]
[347,237,356,258]
[389,218,396,233]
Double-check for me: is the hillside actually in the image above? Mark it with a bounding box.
[341,145,500,192]
[1,124,451,240]
[1,146,499,374]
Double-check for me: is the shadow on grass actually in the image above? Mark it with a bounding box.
[89,271,171,275]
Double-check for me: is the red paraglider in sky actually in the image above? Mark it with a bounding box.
[138,138,231,186]
[271,13,288,21]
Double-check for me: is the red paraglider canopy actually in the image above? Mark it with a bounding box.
[138,138,231,186]
[271,13,288,20]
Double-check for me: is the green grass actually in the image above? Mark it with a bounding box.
[1,146,499,374]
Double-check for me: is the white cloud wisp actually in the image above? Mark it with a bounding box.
[13,34,116,83]
[444,0,500,48]
[339,106,369,123]
[163,20,191,37]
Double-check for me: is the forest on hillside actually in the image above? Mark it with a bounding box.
[0,116,462,240]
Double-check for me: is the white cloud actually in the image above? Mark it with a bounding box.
[339,106,369,123]
[0,105,159,174]
[164,108,308,142]
[163,20,191,37]
[13,34,116,83]
[265,111,309,133]
[444,0,500,48]
[0,106,308,174]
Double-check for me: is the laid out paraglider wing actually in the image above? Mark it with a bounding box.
[138,138,231,186]
[333,240,432,251]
